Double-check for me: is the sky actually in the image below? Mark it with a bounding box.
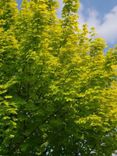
[78,0,117,46]
[17,0,117,46]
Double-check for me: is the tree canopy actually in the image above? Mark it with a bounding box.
[0,0,117,155]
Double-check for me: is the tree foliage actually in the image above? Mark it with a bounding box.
[0,0,117,155]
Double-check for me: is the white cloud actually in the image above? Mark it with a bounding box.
[79,4,117,44]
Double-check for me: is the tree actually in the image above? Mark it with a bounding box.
[0,0,117,155]
[0,0,18,155]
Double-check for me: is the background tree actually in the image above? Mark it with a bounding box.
[0,0,117,155]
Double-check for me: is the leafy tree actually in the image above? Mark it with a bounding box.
[0,1,18,155]
[0,0,117,155]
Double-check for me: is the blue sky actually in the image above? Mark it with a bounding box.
[17,0,117,45]
[17,0,22,7]
[81,0,117,18]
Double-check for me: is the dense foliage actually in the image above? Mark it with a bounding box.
[0,0,117,155]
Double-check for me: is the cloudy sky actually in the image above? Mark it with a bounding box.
[17,0,117,45]
[78,0,117,45]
